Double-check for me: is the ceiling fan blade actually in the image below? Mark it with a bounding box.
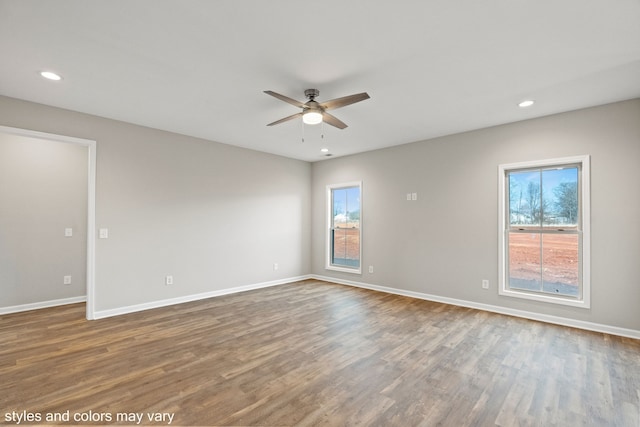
[264,90,305,108]
[322,112,348,129]
[320,92,370,111]
[266,112,303,126]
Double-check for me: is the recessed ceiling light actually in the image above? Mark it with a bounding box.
[40,71,62,81]
[320,148,329,153]
[518,100,534,108]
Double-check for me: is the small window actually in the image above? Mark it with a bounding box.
[326,182,361,274]
[498,156,590,308]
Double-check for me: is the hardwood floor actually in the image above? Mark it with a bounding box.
[2,279,639,426]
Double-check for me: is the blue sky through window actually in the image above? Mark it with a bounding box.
[509,167,578,226]
[333,186,360,223]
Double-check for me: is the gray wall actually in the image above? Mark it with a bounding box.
[2,94,639,333]
[0,95,311,312]
[0,133,87,306]
[311,99,640,331]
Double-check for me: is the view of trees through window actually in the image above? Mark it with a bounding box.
[330,185,360,269]
[509,168,578,227]
[507,166,580,297]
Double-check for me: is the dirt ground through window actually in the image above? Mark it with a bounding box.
[508,232,579,286]
[333,229,579,289]
[332,228,360,261]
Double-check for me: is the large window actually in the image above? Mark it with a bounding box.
[326,182,361,274]
[498,156,590,308]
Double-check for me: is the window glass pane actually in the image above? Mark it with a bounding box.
[331,228,360,267]
[509,170,541,226]
[331,186,360,268]
[508,232,541,292]
[542,233,579,297]
[542,167,579,227]
[333,188,348,226]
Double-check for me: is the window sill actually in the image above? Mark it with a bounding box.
[326,265,362,275]
[499,286,590,309]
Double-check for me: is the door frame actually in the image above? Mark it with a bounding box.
[0,125,97,320]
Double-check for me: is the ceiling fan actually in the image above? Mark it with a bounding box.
[264,89,370,129]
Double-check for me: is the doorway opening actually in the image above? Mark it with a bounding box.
[0,125,96,319]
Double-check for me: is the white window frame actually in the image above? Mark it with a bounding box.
[498,155,590,308]
[326,181,362,274]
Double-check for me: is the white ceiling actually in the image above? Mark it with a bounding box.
[1,1,639,162]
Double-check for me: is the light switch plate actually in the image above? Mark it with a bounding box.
[65,228,73,237]
[99,228,109,239]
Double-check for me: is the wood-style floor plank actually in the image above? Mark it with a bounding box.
[2,279,640,426]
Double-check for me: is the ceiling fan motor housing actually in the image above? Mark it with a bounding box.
[304,89,320,100]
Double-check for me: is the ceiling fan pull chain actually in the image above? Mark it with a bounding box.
[301,119,305,143]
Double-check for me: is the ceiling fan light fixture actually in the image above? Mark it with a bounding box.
[302,110,323,125]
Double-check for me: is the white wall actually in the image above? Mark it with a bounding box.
[0,95,311,314]
[0,133,87,306]
[311,99,640,332]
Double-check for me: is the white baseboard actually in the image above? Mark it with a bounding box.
[92,275,312,320]
[0,296,87,315]
[7,276,638,341]
[311,275,640,340]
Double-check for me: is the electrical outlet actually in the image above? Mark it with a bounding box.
[165,275,174,285]
[64,275,72,285]
[482,279,489,289]
[368,265,374,274]
[273,263,279,271]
